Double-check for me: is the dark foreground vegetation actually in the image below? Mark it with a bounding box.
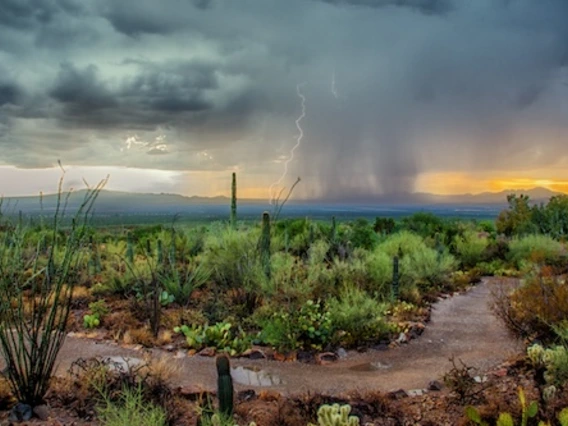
[2,177,568,425]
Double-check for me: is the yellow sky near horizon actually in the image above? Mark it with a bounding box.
[1,165,568,198]
[410,172,568,196]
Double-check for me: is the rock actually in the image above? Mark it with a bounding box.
[428,380,443,391]
[407,389,425,397]
[388,389,408,399]
[178,385,212,400]
[198,347,216,357]
[336,348,348,359]
[492,368,508,377]
[9,403,33,422]
[242,348,267,360]
[33,404,50,421]
[174,350,186,359]
[163,344,175,352]
[316,352,338,365]
[397,332,409,344]
[296,351,314,363]
[237,389,257,402]
[371,343,389,351]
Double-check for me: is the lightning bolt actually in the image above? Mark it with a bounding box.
[331,69,339,99]
[269,83,306,205]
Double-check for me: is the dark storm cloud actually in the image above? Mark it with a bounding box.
[0,82,21,106]
[50,63,117,111]
[1,0,568,196]
[100,0,211,37]
[318,0,452,15]
[0,0,85,29]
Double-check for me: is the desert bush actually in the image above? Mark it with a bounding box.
[401,212,444,238]
[258,300,333,351]
[492,273,568,339]
[454,230,489,268]
[202,226,265,291]
[343,218,379,250]
[97,385,167,426]
[263,252,313,301]
[400,248,457,290]
[363,250,393,299]
[328,287,391,347]
[508,235,564,268]
[377,231,426,258]
[159,261,210,306]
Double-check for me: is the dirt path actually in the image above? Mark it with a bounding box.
[52,277,523,396]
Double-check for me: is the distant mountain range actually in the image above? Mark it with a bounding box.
[0,187,562,214]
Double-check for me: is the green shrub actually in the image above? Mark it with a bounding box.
[363,250,393,299]
[378,231,426,258]
[508,234,564,268]
[174,322,251,356]
[97,385,167,426]
[344,218,379,250]
[159,261,210,306]
[202,226,264,291]
[400,248,457,289]
[258,300,333,351]
[328,287,391,347]
[454,230,489,268]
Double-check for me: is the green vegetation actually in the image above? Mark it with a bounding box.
[4,177,568,424]
[96,385,167,426]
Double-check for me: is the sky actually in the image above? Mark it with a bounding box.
[1,0,567,199]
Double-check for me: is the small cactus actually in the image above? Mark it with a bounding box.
[308,403,360,426]
[330,216,337,244]
[216,355,234,417]
[157,239,164,264]
[126,232,134,264]
[260,212,271,279]
[230,172,237,229]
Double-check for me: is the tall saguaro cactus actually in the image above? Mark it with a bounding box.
[260,211,271,279]
[392,256,400,301]
[230,172,237,229]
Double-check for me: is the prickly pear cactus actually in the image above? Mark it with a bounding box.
[308,403,360,426]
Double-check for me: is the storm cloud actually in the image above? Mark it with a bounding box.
[0,0,567,198]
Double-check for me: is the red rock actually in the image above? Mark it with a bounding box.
[198,347,216,357]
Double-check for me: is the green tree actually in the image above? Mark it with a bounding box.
[496,194,537,236]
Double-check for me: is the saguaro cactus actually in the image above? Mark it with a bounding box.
[126,232,134,264]
[260,211,271,279]
[216,355,234,416]
[392,256,400,301]
[230,172,237,229]
[330,216,337,244]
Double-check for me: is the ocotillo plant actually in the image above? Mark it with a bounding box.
[260,212,271,279]
[216,355,234,416]
[0,175,106,406]
[392,256,400,301]
[230,172,237,229]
